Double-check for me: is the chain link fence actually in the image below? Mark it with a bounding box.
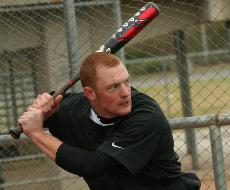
[0,0,229,189]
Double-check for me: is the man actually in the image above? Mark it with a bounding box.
[18,52,200,190]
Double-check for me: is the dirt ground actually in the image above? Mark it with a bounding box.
[181,153,230,190]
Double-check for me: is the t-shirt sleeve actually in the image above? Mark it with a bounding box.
[55,143,123,178]
[98,109,167,175]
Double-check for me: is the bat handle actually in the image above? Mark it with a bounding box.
[10,125,23,139]
[10,75,80,139]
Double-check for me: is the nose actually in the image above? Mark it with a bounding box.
[119,83,130,97]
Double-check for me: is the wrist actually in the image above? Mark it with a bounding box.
[26,130,63,161]
[26,130,47,141]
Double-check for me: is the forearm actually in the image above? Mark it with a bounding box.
[18,93,63,161]
[29,131,63,161]
[56,144,122,178]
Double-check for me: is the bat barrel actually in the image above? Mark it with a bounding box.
[102,2,160,53]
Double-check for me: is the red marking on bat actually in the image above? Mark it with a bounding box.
[138,7,159,20]
[119,27,140,41]
[68,80,75,86]
[119,7,159,42]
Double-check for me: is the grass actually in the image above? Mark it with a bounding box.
[138,68,230,118]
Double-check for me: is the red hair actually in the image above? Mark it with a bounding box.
[80,52,121,88]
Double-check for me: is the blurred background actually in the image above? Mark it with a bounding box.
[0,0,229,189]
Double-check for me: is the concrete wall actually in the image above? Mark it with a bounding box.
[0,0,62,6]
[201,0,230,21]
[42,18,69,90]
[2,158,62,190]
[0,13,40,51]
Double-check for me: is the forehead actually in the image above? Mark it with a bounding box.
[95,63,129,84]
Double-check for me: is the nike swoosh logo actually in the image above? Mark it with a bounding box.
[112,142,125,149]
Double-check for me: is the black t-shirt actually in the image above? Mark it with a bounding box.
[46,88,182,189]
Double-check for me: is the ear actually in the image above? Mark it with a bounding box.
[83,87,96,101]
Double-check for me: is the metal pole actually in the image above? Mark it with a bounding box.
[225,20,230,49]
[0,0,112,13]
[31,61,38,96]
[174,29,198,169]
[8,60,18,127]
[113,0,126,63]
[163,61,172,117]
[200,23,209,61]
[63,0,80,92]
[0,141,4,190]
[226,20,230,73]
[0,167,4,190]
[209,125,227,190]
[3,82,10,131]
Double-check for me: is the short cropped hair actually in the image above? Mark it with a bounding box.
[80,52,121,88]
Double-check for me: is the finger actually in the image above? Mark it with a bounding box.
[39,93,54,105]
[40,93,54,110]
[18,115,29,125]
[54,95,63,106]
[31,93,53,112]
[27,107,41,112]
[31,94,46,107]
[43,92,54,103]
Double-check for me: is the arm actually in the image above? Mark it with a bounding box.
[56,144,122,178]
[18,93,122,177]
[19,108,122,177]
[18,106,63,161]
[29,130,63,161]
[18,93,63,160]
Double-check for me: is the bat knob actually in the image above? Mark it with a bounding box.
[10,126,23,139]
[10,130,21,139]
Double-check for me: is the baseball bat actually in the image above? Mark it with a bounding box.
[10,2,160,139]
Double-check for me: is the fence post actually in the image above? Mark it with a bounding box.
[209,124,227,190]
[0,167,4,190]
[174,29,198,169]
[200,23,209,61]
[63,0,80,92]
[225,20,230,49]
[8,60,18,127]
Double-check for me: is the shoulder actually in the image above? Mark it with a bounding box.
[59,92,90,115]
[131,87,164,116]
[117,88,170,135]
[61,92,88,106]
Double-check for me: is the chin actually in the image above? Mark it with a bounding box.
[118,106,132,116]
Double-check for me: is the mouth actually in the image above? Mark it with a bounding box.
[119,99,131,107]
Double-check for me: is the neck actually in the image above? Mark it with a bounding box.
[91,104,112,119]
[90,108,115,126]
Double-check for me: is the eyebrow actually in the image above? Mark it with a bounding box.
[106,76,130,88]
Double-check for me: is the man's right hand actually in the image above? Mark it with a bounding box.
[29,92,63,120]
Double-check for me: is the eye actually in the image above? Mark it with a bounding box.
[108,83,119,91]
[112,84,119,89]
[124,79,130,86]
